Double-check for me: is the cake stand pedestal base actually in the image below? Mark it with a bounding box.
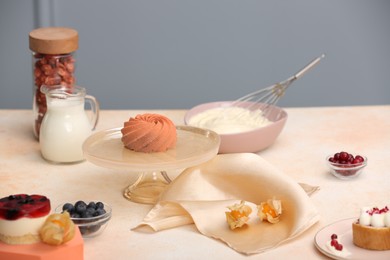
[123,171,172,204]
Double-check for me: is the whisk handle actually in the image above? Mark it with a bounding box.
[294,54,325,79]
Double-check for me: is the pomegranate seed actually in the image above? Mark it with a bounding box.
[368,206,389,215]
[329,233,344,251]
[335,243,343,251]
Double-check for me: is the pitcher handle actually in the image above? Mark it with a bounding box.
[85,95,100,130]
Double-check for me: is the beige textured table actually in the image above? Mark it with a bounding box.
[1,106,389,259]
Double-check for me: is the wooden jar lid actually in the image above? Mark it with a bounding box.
[29,27,78,54]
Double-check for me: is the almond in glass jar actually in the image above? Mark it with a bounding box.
[29,27,78,139]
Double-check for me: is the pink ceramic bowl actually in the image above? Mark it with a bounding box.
[184,101,288,153]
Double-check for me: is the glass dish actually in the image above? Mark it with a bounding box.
[326,155,367,180]
[56,202,111,238]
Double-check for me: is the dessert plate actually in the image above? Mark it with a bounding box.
[314,218,390,260]
[83,125,220,204]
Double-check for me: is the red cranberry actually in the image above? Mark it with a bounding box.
[328,151,365,166]
[331,234,338,240]
[339,152,349,161]
[355,155,364,162]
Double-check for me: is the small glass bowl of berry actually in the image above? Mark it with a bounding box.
[56,200,112,238]
[326,151,367,179]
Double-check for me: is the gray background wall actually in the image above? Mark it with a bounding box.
[1,0,389,110]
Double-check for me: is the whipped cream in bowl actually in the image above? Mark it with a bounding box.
[184,101,288,153]
[187,106,271,134]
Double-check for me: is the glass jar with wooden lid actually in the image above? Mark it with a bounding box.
[29,27,78,139]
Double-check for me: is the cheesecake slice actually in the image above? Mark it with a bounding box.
[0,194,50,244]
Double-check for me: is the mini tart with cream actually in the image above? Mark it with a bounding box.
[121,113,177,153]
[352,206,390,250]
[0,194,51,244]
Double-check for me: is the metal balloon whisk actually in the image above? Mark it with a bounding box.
[229,54,325,120]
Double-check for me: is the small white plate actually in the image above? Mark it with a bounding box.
[314,218,390,260]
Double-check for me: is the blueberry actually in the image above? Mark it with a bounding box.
[87,202,96,209]
[62,203,74,213]
[75,201,87,214]
[95,208,106,216]
[6,208,20,220]
[18,199,29,204]
[85,207,96,216]
[71,212,81,218]
[19,198,34,204]
[88,224,101,233]
[96,202,104,209]
[81,211,93,218]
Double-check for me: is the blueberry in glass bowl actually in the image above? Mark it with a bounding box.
[56,200,112,238]
[326,151,367,179]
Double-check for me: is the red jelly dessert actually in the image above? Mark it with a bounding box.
[0,194,51,244]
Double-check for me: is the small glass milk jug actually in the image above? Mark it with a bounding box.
[39,85,99,163]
